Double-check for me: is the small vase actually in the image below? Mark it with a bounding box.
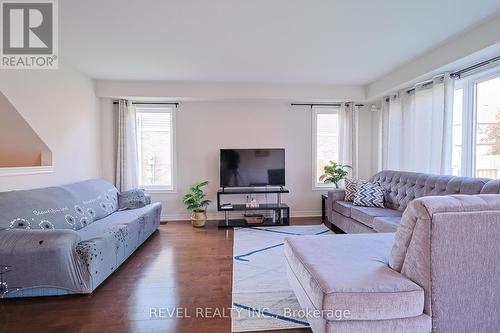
[191,210,206,227]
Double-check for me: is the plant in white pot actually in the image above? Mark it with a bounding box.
[319,161,352,189]
[182,181,211,227]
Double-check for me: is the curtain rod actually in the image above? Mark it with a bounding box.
[405,78,438,94]
[450,55,500,79]
[385,54,500,101]
[291,103,364,108]
[112,101,179,107]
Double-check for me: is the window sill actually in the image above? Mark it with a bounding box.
[0,166,54,177]
[312,185,344,191]
[143,188,177,194]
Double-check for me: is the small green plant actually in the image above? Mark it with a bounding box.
[182,181,211,212]
[319,161,352,188]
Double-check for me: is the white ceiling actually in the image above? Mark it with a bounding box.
[61,0,500,84]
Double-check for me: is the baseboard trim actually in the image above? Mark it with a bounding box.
[292,210,322,218]
[161,210,321,222]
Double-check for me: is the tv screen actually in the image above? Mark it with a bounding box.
[220,149,285,187]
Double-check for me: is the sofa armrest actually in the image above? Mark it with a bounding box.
[391,194,500,323]
[328,189,346,201]
[0,228,81,254]
[0,229,84,295]
[326,189,346,213]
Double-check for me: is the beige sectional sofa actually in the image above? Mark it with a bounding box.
[326,170,498,233]
[285,194,500,332]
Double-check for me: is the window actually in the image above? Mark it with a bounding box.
[452,68,500,179]
[312,106,340,188]
[135,105,176,191]
[475,75,500,178]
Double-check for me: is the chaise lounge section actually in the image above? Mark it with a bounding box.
[326,170,495,233]
[0,179,161,298]
[286,194,500,332]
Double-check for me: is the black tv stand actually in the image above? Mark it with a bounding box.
[217,187,290,228]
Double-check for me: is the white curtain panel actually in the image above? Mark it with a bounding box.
[382,75,454,174]
[339,102,359,178]
[115,100,139,192]
[380,98,391,170]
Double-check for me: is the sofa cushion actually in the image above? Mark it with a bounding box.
[373,216,401,232]
[333,200,355,217]
[77,203,161,242]
[351,206,402,229]
[284,233,424,321]
[75,202,162,290]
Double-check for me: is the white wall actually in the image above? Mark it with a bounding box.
[0,91,52,167]
[101,100,373,220]
[0,65,101,191]
[367,13,500,99]
[100,98,116,183]
[95,80,365,102]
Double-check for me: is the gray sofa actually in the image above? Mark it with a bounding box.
[0,179,161,298]
[326,170,500,233]
[285,194,500,332]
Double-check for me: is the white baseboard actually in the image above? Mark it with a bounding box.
[161,210,321,222]
[292,210,322,218]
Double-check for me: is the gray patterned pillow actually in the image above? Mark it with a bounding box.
[344,179,357,201]
[353,181,384,208]
[118,189,147,210]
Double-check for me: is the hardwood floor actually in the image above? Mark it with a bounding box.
[1,217,327,333]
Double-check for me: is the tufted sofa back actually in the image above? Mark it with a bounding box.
[480,179,500,194]
[370,170,490,211]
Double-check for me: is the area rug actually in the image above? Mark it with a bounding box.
[232,225,333,332]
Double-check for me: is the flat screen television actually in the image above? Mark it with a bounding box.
[220,149,285,188]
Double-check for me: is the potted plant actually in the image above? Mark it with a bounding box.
[319,161,352,189]
[182,181,211,227]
